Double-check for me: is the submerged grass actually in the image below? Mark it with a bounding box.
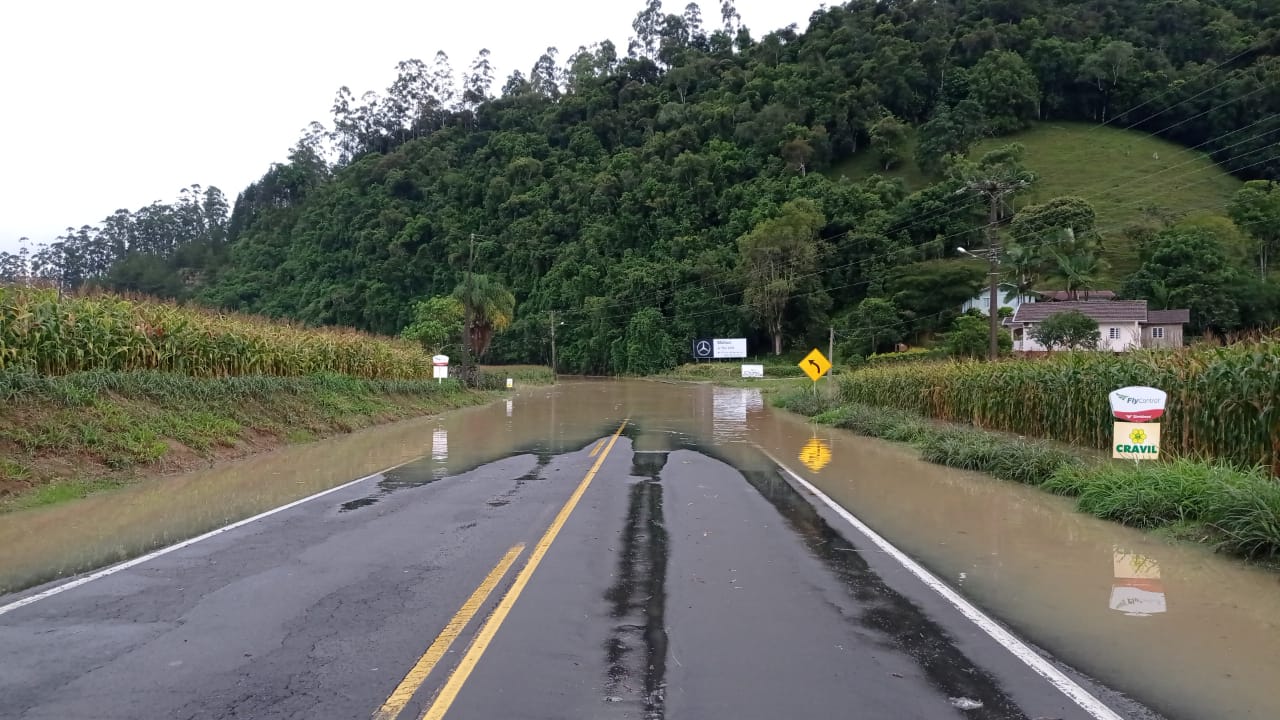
[779,388,1280,560]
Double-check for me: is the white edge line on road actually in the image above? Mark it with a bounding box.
[0,456,423,618]
[759,447,1125,720]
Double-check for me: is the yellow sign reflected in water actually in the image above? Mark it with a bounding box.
[799,437,832,472]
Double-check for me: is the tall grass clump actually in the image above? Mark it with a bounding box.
[773,387,840,417]
[1047,459,1280,558]
[0,286,434,380]
[837,342,1280,475]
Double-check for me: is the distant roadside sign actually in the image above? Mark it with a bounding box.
[713,338,747,358]
[432,354,449,380]
[693,338,713,359]
[741,364,764,378]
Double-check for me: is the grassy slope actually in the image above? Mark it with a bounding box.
[830,122,1244,281]
[0,372,495,511]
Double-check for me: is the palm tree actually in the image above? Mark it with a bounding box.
[1048,251,1107,300]
[1001,241,1041,305]
[452,273,515,358]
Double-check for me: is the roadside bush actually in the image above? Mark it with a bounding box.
[773,388,840,416]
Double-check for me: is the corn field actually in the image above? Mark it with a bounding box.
[0,286,434,380]
[838,343,1280,475]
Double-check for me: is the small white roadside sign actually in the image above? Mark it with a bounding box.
[741,364,764,378]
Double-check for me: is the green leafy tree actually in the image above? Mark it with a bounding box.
[839,297,902,357]
[1030,310,1100,350]
[944,311,1011,358]
[737,199,825,355]
[1227,180,1280,278]
[967,50,1040,134]
[869,114,909,171]
[1122,228,1243,336]
[400,296,465,354]
[623,307,676,374]
[915,100,985,174]
[887,259,986,338]
[453,273,516,358]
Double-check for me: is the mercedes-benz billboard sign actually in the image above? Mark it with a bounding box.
[692,338,747,359]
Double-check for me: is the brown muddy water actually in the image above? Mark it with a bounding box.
[2,380,1277,719]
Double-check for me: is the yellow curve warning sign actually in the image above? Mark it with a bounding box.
[799,348,832,382]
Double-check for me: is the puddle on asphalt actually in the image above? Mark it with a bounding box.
[2,380,1277,720]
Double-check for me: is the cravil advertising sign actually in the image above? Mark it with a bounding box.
[1108,386,1167,422]
[1113,422,1161,460]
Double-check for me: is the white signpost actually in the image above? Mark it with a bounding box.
[713,338,747,359]
[741,364,764,378]
[432,354,449,381]
[1109,386,1166,460]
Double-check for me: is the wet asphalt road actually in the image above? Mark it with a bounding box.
[0,421,1135,720]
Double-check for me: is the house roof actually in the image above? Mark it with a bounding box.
[1036,290,1117,301]
[1011,300,1150,324]
[1146,309,1191,325]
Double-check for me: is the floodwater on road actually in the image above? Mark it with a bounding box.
[2,379,1277,719]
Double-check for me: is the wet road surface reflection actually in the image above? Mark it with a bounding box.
[2,380,1278,720]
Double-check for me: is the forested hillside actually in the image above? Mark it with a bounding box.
[6,0,1279,373]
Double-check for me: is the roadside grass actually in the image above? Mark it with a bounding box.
[0,370,489,511]
[779,388,1280,560]
[659,361,811,382]
[479,365,555,385]
[828,121,1242,281]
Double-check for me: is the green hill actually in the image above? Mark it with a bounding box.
[831,122,1244,279]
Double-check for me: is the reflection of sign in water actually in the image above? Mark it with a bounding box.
[711,387,763,440]
[506,399,513,417]
[432,429,448,461]
[799,437,831,472]
[1112,422,1161,460]
[1110,548,1167,616]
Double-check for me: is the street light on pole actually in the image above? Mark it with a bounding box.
[958,246,1003,361]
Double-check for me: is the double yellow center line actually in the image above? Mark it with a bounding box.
[374,418,629,720]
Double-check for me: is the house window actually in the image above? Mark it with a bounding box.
[1152,327,1165,339]
[1108,327,1121,340]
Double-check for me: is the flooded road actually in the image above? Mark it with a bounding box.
[1,380,1277,719]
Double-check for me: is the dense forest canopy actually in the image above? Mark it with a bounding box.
[6,0,1278,373]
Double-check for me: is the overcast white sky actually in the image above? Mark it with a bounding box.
[0,0,821,253]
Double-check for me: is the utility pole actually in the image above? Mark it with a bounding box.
[827,325,835,391]
[549,310,557,385]
[461,233,476,386]
[964,175,1028,361]
[985,196,1000,362]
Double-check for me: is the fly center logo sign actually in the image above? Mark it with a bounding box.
[1108,386,1167,422]
[1110,385,1165,460]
